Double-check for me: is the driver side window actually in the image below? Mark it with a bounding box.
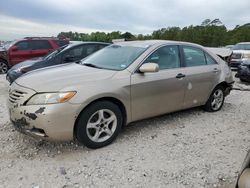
[62,46,83,62]
[144,45,180,70]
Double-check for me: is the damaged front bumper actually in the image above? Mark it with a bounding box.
[8,82,81,141]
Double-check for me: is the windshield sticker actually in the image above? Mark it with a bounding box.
[120,64,127,68]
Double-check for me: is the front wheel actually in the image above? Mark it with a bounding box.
[75,101,123,149]
[0,61,8,74]
[204,86,225,112]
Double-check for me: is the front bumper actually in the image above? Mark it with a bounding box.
[9,101,81,141]
[236,66,250,82]
[230,60,243,68]
[8,82,82,141]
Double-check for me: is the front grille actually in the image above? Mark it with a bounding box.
[231,53,242,59]
[9,89,27,103]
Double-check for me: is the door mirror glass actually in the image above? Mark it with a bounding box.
[139,63,159,73]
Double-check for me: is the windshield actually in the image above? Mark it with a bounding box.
[80,44,147,70]
[3,41,16,50]
[233,44,250,50]
[44,45,68,60]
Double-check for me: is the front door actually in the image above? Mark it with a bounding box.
[9,40,32,66]
[131,45,187,121]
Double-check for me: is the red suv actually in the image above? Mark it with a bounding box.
[0,37,69,73]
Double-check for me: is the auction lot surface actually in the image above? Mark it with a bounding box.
[0,74,249,188]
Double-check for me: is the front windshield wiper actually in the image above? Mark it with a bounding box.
[83,63,103,69]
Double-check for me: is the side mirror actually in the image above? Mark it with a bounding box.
[139,63,159,73]
[12,46,18,51]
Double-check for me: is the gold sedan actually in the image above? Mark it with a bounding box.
[8,40,234,148]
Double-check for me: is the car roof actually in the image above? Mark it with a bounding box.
[237,42,250,44]
[114,40,204,49]
[67,41,110,48]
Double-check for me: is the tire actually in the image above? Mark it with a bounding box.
[204,86,225,112]
[75,101,123,149]
[0,61,9,74]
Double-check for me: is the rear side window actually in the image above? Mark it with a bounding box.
[32,40,52,50]
[183,46,206,67]
[144,45,180,70]
[205,53,217,65]
[15,41,31,50]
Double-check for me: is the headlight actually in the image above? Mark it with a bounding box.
[26,91,76,105]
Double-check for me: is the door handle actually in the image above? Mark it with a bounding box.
[176,73,186,79]
[213,68,219,73]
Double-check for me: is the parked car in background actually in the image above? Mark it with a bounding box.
[6,42,109,83]
[8,40,234,148]
[236,150,250,188]
[235,60,250,82]
[224,45,234,50]
[0,37,69,74]
[230,42,250,68]
[206,47,232,63]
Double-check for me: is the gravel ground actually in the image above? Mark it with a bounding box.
[0,74,250,188]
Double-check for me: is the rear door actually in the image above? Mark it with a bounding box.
[180,45,221,108]
[30,40,53,58]
[9,40,32,65]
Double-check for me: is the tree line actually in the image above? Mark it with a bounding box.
[58,19,250,47]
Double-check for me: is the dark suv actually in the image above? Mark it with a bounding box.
[0,37,69,73]
[6,42,109,83]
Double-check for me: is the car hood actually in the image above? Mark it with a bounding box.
[9,57,45,71]
[15,63,117,92]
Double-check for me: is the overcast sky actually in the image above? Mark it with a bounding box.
[0,0,250,40]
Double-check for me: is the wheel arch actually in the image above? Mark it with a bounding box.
[73,97,127,138]
[0,58,8,65]
[205,81,231,104]
[216,81,231,90]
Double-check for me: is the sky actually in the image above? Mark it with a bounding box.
[0,0,250,40]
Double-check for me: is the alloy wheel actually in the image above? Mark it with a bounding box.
[0,62,8,74]
[86,109,117,143]
[211,89,224,111]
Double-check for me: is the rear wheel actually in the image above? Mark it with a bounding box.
[0,61,8,74]
[204,86,225,112]
[75,101,122,149]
